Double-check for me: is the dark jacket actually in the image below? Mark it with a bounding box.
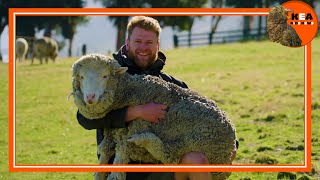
[77,45,188,146]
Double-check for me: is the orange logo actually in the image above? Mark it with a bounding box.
[282,1,318,46]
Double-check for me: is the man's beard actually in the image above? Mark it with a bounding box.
[127,48,158,70]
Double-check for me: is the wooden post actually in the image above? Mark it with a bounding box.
[188,31,191,47]
[209,32,213,45]
[173,34,178,48]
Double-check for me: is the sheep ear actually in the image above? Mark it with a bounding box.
[72,77,80,92]
[114,67,128,75]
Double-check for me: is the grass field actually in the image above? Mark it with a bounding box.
[1,37,319,179]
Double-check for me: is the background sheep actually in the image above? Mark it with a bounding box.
[32,37,58,64]
[15,38,29,62]
[71,54,237,180]
[267,5,302,47]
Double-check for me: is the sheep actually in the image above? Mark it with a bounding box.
[16,38,29,62]
[32,37,58,64]
[71,54,237,180]
[267,5,302,47]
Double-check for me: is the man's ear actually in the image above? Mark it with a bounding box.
[125,38,129,51]
[115,67,128,75]
[157,40,160,51]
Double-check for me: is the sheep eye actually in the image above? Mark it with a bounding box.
[103,75,107,79]
[80,76,84,79]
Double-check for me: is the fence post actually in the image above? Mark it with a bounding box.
[173,34,178,48]
[209,32,213,45]
[188,31,191,47]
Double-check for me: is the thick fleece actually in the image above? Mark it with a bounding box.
[71,54,237,180]
[32,37,58,64]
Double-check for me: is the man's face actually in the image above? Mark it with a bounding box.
[126,27,160,70]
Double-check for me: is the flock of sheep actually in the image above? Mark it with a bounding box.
[15,36,59,64]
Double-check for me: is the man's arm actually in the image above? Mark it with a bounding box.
[77,103,167,130]
[126,103,167,123]
[77,108,127,130]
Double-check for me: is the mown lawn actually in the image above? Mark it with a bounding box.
[1,37,319,179]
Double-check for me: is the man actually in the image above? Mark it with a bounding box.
[77,16,236,180]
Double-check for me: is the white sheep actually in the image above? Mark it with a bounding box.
[71,54,237,180]
[16,38,28,62]
[32,37,58,64]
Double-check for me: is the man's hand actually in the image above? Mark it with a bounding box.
[126,103,167,123]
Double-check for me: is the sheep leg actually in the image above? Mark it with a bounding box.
[98,131,116,164]
[94,131,116,180]
[94,143,115,180]
[107,141,129,180]
[94,171,109,180]
[127,132,175,164]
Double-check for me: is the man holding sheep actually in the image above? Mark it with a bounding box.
[77,16,237,180]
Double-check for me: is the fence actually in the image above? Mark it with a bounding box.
[173,23,320,48]
[173,27,267,48]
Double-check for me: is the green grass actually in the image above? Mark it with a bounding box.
[1,37,319,179]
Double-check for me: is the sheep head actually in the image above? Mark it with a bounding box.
[71,54,127,119]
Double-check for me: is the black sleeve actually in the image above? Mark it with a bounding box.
[178,81,188,89]
[160,73,189,89]
[171,77,188,89]
[77,108,128,130]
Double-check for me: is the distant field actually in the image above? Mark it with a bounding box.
[0,37,319,180]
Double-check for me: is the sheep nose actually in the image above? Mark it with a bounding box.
[86,93,96,104]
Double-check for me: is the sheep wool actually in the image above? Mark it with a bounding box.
[71,54,237,180]
[267,5,302,47]
[32,37,59,64]
[16,38,28,62]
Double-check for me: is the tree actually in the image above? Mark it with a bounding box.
[208,0,224,44]
[60,16,89,57]
[0,1,12,60]
[98,0,207,50]
[278,0,316,8]
[226,0,318,41]
[225,0,257,40]
[0,0,87,58]
[141,0,208,45]
[98,0,148,50]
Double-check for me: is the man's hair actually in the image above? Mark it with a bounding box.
[127,16,161,40]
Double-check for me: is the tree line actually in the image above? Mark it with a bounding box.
[0,0,317,60]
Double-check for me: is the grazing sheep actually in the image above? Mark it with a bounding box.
[71,54,237,180]
[32,37,58,64]
[16,38,28,62]
[267,5,302,47]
